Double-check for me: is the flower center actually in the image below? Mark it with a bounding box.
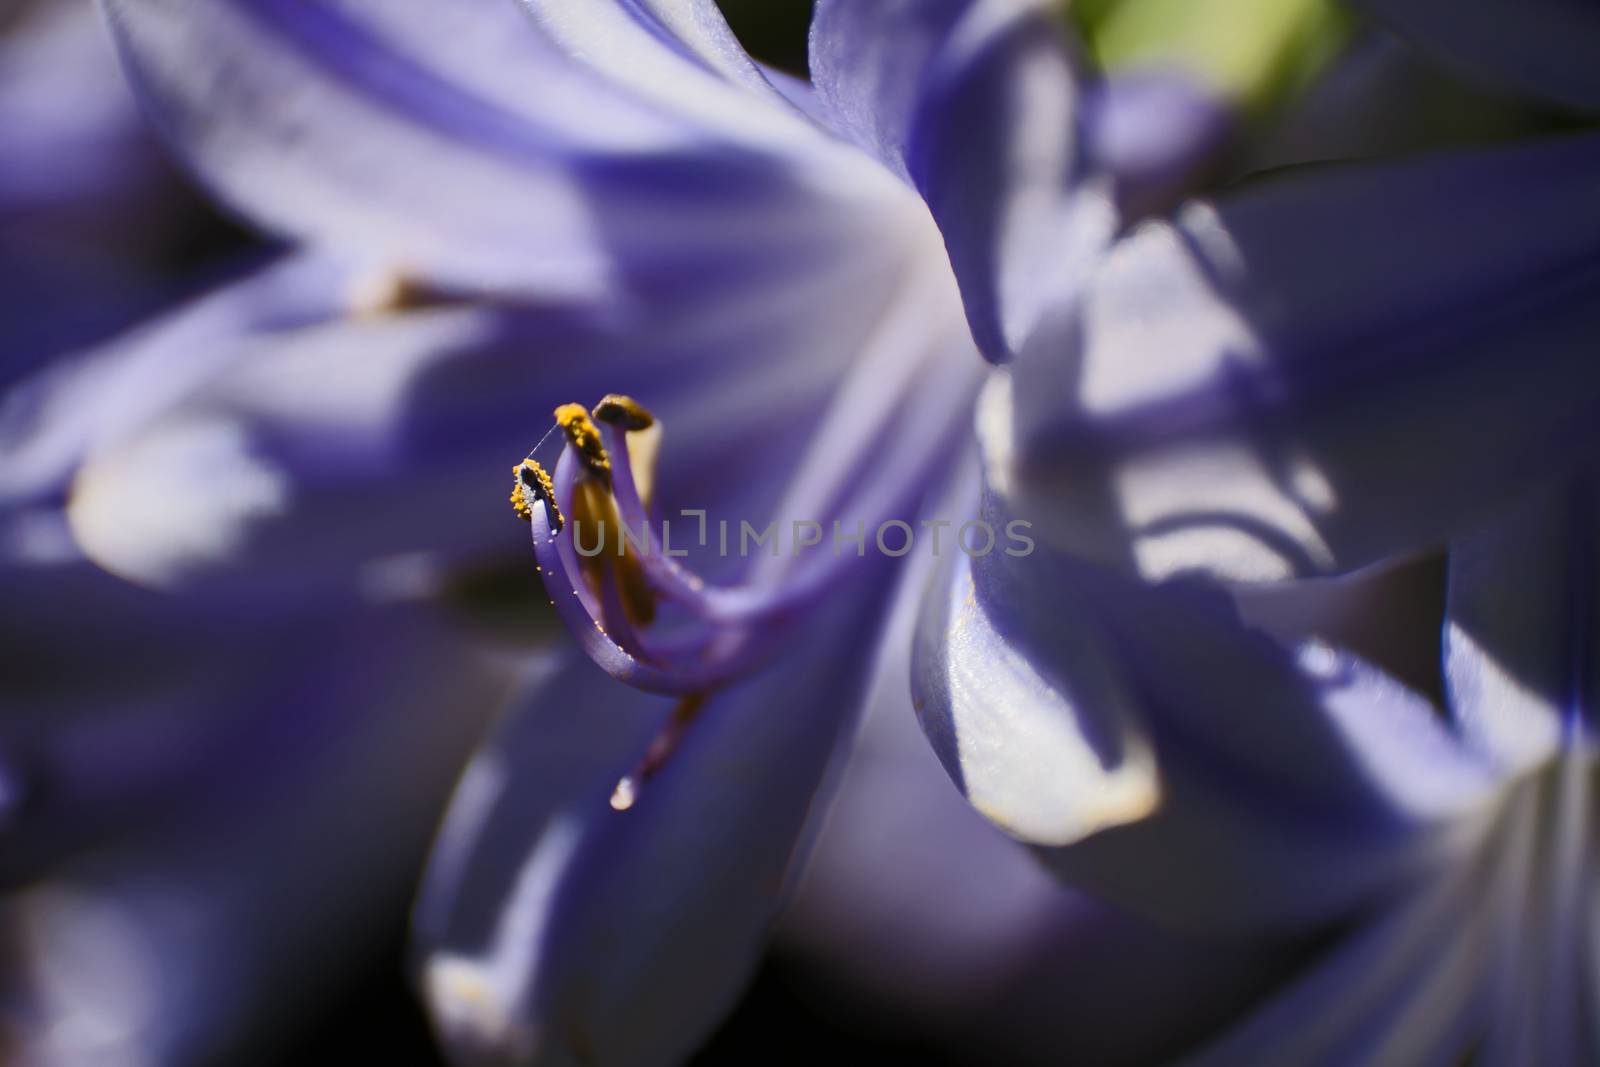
[505,244,982,801]
[510,321,977,697]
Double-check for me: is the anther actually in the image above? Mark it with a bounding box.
[554,403,610,483]
[592,395,655,432]
[510,460,563,534]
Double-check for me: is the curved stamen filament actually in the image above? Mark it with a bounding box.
[528,494,769,695]
[521,354,975,694]
[515,247,981,696]
[597,358,974,626]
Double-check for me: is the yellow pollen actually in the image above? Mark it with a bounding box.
[592,394,655,432]
[510,459,562,533]
[554,403,610,482]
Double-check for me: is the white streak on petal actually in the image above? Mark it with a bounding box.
[423,818,585,1060]
[939,565,1159,844]
[67,418,288,588]
[1445,623,1565,775]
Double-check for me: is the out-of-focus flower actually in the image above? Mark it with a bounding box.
[910,0,1600,1060]
[1177,479,1599,1063]
[1,258,514,1066]
[0,10,512,1061]
[0,581,508,1065]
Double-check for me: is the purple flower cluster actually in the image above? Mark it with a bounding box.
[2,0,1598,1064]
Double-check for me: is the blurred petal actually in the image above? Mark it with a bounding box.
[1083,69,1235,218]
[0,0,192,253]
[525,0,796,121]
[1349,0,1600,111]
[914,491,1501,931]
[811,0,1116,363]
[999,130,1600,585]
[415,569,896,1066]
[1242,30,1540,174]
[0,560,431,881]
[102,0,893,297]
[0,242,172,386]
[0,252,351,505]
[1191,743,1596,1065]
[41,231,916,598]
[1445,480,1599,773]
[1,605,504,1066]
[1185,865,1497,1066]
[782,538,1305,1064]
[780,478,1084,1003]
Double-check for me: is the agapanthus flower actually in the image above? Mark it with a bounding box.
[909,1,1600,1061]
[6,0,1598,1063]
[77,1,1222,1058]
[1171,480,1598,1063]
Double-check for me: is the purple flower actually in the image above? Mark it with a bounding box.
[1180,480,1598,1062]
[910,0,1600,1059]
[3,0,1596,1062]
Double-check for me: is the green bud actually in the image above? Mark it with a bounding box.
[1068,0,1351,114]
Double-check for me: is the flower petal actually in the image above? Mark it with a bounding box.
[3,605,501,1064]
[783,549,1305,1063]
[101,0,890,297]
[811,0,1114,363]
[1191,751,1596,1065]
[1444,479,1600,773]
[1348,0,1600,111]
[1082,69,1235,218]
[40,233,914,597]
[0,560,413,881]
[999,130,1600,585]
[0,0,203,264]
[524,0,798,123]
[1185,868,1497,1066]
[0,241,171,386]
[414,572,896,1066]
[914,492,1501,931]
[0,252,351,506]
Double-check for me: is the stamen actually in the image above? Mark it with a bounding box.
[517,304,977,696]
[593,394,655,431]
[528,494,761,694]
[510,460,562,534]
[562,454,658,628]
[610,695,706,811]
[554,403,610,483]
